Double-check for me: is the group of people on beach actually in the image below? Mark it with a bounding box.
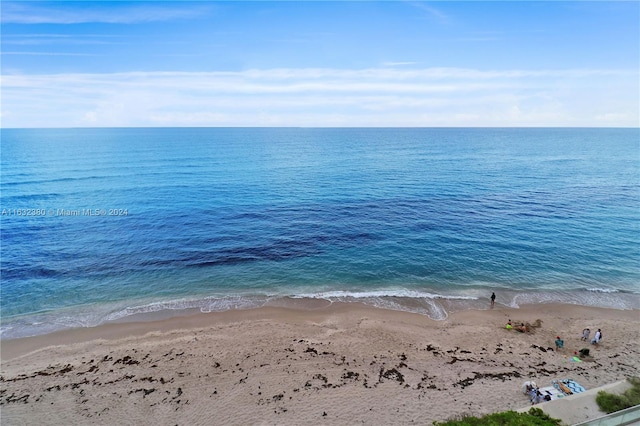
[505,319,529,333]
[554,328,603,356]
[492,292,603,346]
[582,328,603,345]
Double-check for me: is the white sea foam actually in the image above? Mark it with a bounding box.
[104,300,193,322]
[292,289,478,301]
[586,287,620,293]
[104,296,267,321]
[0,310,106,340]
[287,289,476,320]
[200,296,265,313]
[507,289,640,310]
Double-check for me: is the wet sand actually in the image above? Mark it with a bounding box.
[1,303,639,425]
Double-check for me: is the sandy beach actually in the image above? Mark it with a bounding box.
[1,303,639,425]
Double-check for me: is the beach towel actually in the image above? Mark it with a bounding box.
[562,379,586,393]
[552,379,586,396]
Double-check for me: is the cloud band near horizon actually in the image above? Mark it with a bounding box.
[2,67,638,128]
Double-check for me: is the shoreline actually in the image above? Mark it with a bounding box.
[3,287,639,342]
[2,302,638,362]
[2,303,639,424]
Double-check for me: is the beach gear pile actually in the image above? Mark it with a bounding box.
[522,379,586,404]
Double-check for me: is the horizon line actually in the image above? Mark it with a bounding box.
[2,125,639,130]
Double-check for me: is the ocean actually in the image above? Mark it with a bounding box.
[1,127,639,339]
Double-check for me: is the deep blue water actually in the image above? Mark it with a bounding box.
[1,128,639,339]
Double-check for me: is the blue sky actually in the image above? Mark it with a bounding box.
[1,1,638,127]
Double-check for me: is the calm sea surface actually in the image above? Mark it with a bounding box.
[1,128,639,339]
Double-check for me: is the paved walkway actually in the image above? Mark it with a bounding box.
[516,380,633,425]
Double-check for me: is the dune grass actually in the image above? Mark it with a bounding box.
[595,376,640,414]
[433,408,562,426]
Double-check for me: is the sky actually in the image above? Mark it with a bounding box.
[1,1,638,128]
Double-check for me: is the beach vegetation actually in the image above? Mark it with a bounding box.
[595,376,640,414]
[433,408,562,425]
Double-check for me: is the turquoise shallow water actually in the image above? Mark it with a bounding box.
[1,127,639,338]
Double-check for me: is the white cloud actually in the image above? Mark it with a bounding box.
[381,62,419,67]
[1,67,638,128]
[3,33,124,47]
[3,52,100,56]
[407,2,451,25]
[1,2,212,24]
[595,113,635,123]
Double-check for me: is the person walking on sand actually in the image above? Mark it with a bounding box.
[490,292,496,307]
[591,329,602,345]
[581,328,590,341]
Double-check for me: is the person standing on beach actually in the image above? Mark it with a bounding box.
[490,292,496,307]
